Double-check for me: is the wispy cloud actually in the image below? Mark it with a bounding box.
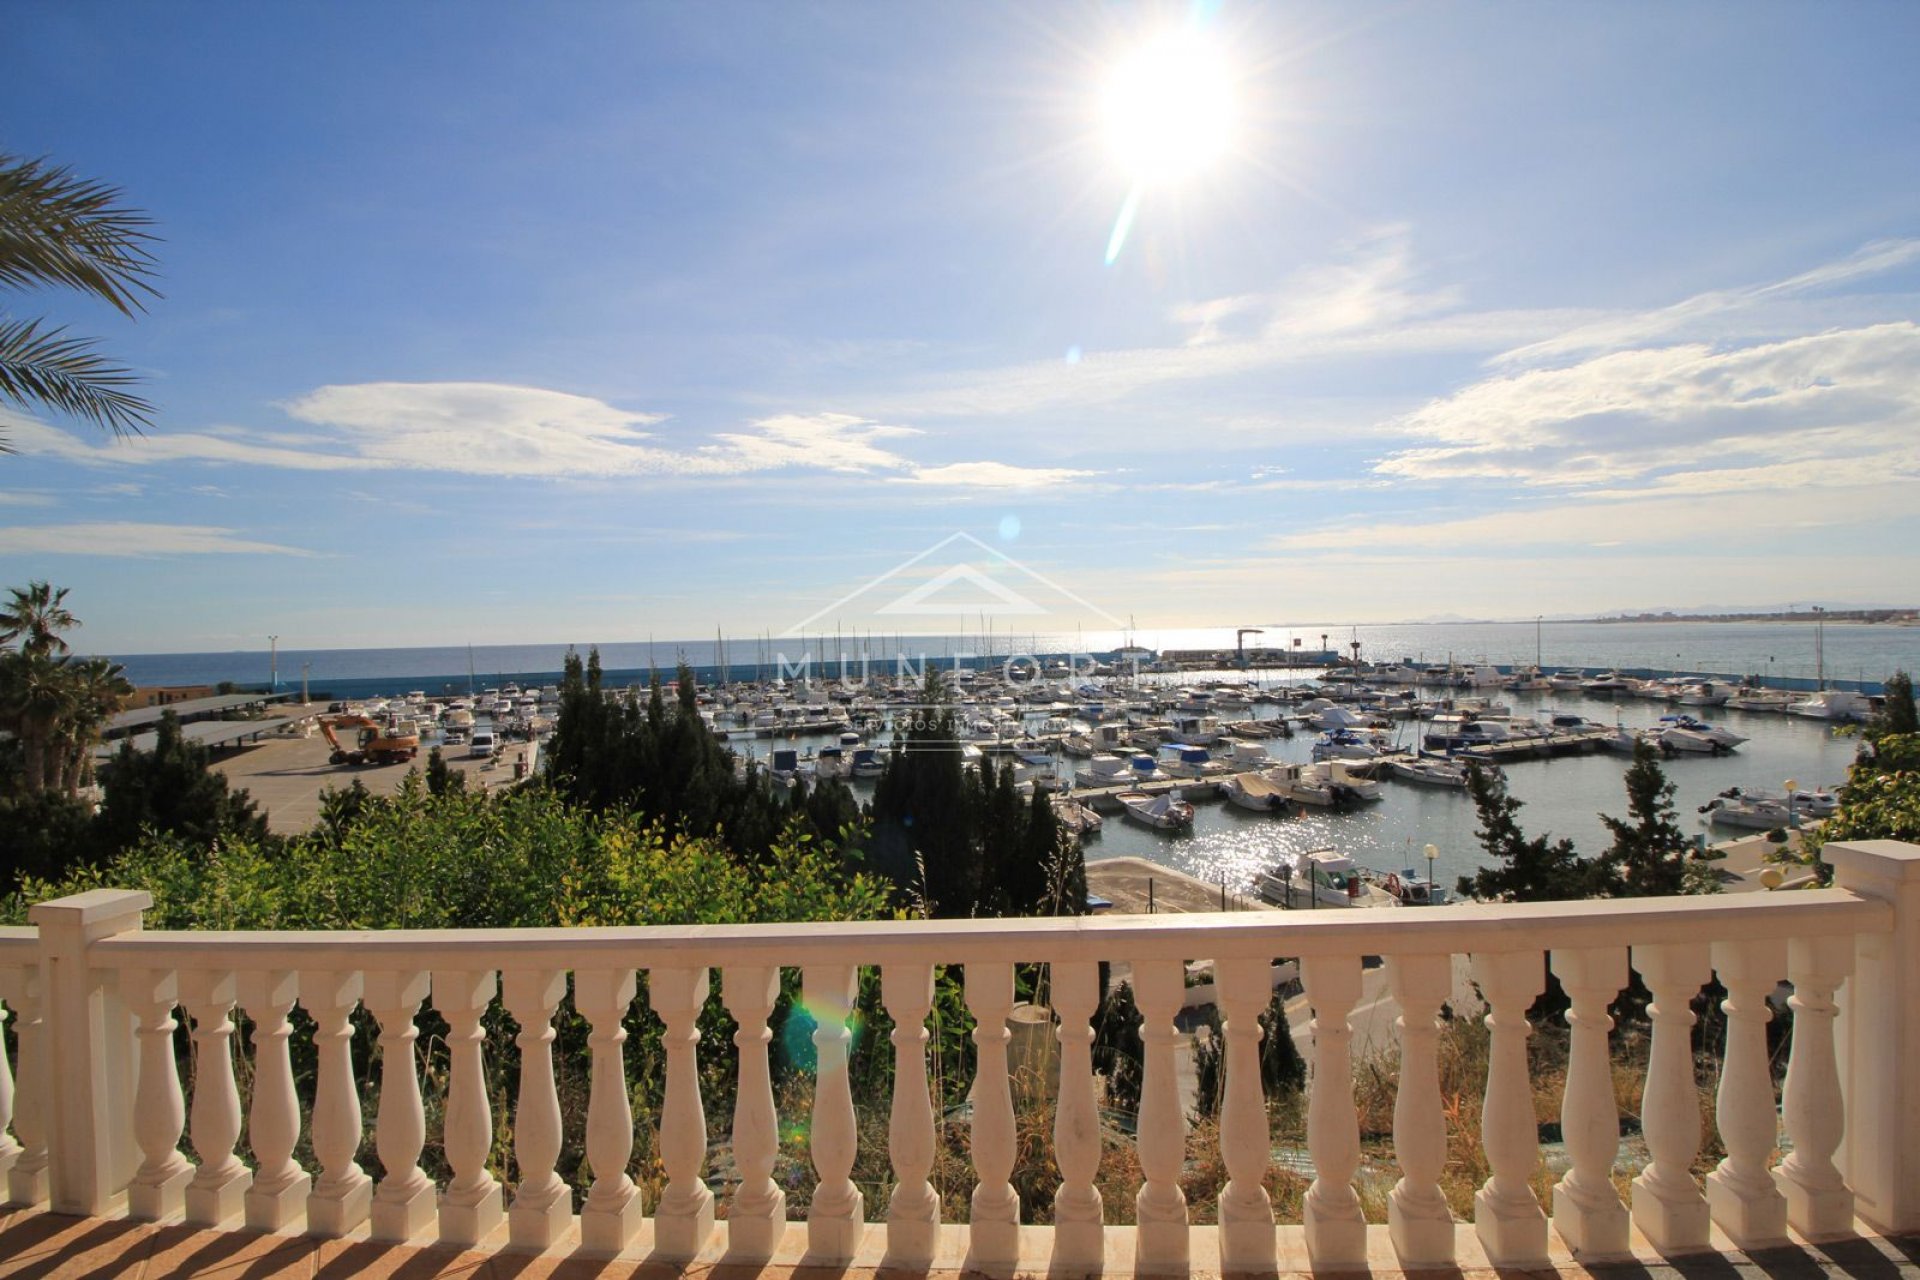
[1378,322,1920,488]
[1495,238,1920,368]
[894,460,1096,489]
[0,522,317,557]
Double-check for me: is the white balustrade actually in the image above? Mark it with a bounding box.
[4,841,1918,1261]
[1386,952,1453,1266]
[180,969,251,1227]
[1050,961,1104,1270]
[1,965,46,1208]
[122,967,192,1220]
[962,962,1019,1272]
[1472,951,1548,1267]
[802,963,863,1260]
[1706,938,1790,1246]
[1776,935,1853,1236]
[1630,942,1713,1251]
[434,969,503,1247]
[1549,946,1630,1259]
[1133,959,1190,1272]
[1301,953,1366,1268]
[0,992,19,1187]
[502,968,571,1249]
[301,970,371,1237]
[723,965,787,1259]
[1214,956,1276,1271]
[882,962,939,1268]
[649,966,715,1259]
[236,970,308,1231]
[1,971,46,1212]
[575,967,643,1255]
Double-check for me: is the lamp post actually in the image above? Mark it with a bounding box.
[1424,843,1438,903]
[268,634,279,691]
[1784,778,1799,830]
[302,661,311,707]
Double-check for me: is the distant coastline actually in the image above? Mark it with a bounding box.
[1583,609,1919,626]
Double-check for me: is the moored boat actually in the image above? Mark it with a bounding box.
[1116,788,1195,830]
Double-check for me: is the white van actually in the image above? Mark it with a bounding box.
[468,729,496,759]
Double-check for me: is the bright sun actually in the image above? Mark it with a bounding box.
[1101,27,1237,184]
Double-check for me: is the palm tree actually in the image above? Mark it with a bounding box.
[0,651,74,794]
[50,655,131,794]
[0,152,159,449]
[0,580,78,656]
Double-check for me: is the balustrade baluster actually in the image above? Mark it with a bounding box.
[1776,936,1854,1237]
[1051,961,1104,1270]
[0,969,44,1207]
[722,965,786,1260]
[0,995,17,1187]
[802,963,863,1260]
[649,966,715,1259]
[1706,939,1789,1247]
[1386,953,1453,1267]
[1215,956,1276,1272]
[180,969,251,1226]
[434,970,503,1247]
[1549,947,1630,1259]
[236,971,308,1232]
[576,968,643,1255]
[1471,951,1548,1266]
[1630,942,1712,1251]
[963,962,1018,1273]
[1133,960,1190,1271]
[364,971,435,1242]
[882,962,939,1267]
[123,968,193,1221]
[1301,955,1366,1268]
[301,970,371,1237]
[503,969,571,1250]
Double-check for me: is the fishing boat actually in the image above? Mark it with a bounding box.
[1116,788,1195,830]
[1051,794,1104,836]
[1222,771,1292,812]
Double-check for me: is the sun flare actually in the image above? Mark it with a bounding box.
[1101,27,1237,184]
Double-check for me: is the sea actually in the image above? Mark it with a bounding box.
[97,619,1916,895]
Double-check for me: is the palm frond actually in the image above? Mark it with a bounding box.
[0,152,160,317]
[0,317,154,443]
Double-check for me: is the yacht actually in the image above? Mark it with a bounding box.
[1256,849,1381,909]
[1788,690,1874,721]
[1388,755,1471,788]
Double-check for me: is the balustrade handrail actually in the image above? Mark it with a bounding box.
[80,886,1889,970]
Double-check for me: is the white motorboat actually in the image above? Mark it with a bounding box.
[1160,745,1230,780]
[1080,753,1134,786]
[1311,728,1386,761]
[850,746,886,779]
[1379,869,1452,906]
[1388,755,1471,788]
[1308,760,1382,802]
[1222,771,1292,812]
[1256,848,1384,909]
[1657,724,1724,754]
[1788,690,1874,721]
[1658,714,1746,750]
[1050,794,1103,835]
[1723,687,1796,712]
[1116,789,1194,830]
[814,745,851,780]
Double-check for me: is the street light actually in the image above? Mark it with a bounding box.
[268,635,279,691]
[1424,843,1438,902]
[1784,778,1799,830]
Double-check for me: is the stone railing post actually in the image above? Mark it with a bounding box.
[1827,838,1920,1234]
[27,889,150,1215]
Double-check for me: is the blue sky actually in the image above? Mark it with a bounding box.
[4,3,1919,653]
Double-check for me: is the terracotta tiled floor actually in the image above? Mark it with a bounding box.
[2,1209,1916,1280]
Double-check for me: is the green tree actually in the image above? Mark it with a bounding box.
[1,153,159,447]
[1805,731,1920,871]
[424,745,465,796]
[1455,762,1600,902]
[1871,671,1917,740]
[1597,738,1720,896]
[0,580,77,654]
[93,712,270,855]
